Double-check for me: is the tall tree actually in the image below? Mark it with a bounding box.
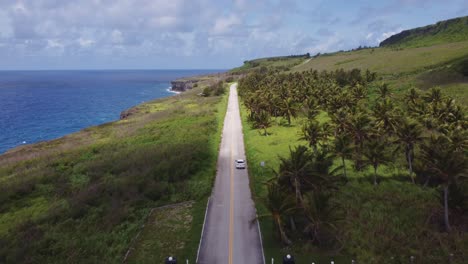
[421,135,467,232]
[348,111,374,171]
[279,97,299,125]
[302,191,338,246]
[300,120,329,153]
[377,83,391,100]
[395,118,424,183]
[252,110,272,136]
[332,134,353,179]
[257,182,296,245]
[362,138,393,185]
[277,146,314,207]
[372,99,400,135]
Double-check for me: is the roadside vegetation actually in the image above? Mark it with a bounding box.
[0,82,228,263]
[238,66,467,263]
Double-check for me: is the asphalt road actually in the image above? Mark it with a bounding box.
[197,83,264,264]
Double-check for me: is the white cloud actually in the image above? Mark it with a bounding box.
[211,14,242,35]
[0,10,13,38]
[0,0,464,69]
[78,38,95,47]
[111,30,123,44]
[47,39,63,49]
[378,28,403,43]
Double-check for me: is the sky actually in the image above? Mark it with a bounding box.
[0,0,466,70]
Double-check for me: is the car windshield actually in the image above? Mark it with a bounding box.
[236,160,245,163]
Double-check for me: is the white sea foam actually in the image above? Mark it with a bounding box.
[166,87,181,94]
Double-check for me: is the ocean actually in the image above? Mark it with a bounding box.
[0,70,222,154]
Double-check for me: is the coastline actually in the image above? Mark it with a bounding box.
[0,70,226,155]
[0,74,229,262]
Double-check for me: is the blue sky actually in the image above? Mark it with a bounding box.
[0,0,466,70]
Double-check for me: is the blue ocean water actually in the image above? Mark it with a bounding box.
[0,70,222,154]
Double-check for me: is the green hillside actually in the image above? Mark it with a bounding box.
[293,41,468,104]
[0,81,228,263]
[380,16,468,48]
[235,16,468,263]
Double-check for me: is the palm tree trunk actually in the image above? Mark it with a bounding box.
[294,178,303,207]
[275,216,291,245]
[289,216,296,231]
[373,166,378,185]
[407,149,415,184]
[342,156,347,179]
[444,185,451,232]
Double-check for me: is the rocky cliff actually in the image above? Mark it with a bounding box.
[171,80,199,92]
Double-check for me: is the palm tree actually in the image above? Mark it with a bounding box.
[302,191,338,246]
[362,138,393,185]
[424,87,443,104]
[279,97,299,126]
[421,135,468,232]
[395,118,424,183]
[330,109,350,137]
[372,99,400,135]
[310,148,341,188]
[277,146,313,207]
[303,97,320,119]
[377,83,391,100]
[253,110,271,136]
[348,111,374,171]
[445,125,468,152]
[405,87,420,105]
[300,120,329,153]
[332,134,353,179]
[257,182,296,245]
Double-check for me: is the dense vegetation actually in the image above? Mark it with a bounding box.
[380,16,468,48]
[0,84,227,263]
[238,68,467,263]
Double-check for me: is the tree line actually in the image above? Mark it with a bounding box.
[238,68,467,261]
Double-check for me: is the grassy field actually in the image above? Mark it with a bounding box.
[124,200,209,264]
[293,41,468,75]
[0,83,229,263]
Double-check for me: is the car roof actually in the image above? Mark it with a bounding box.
[236,159,245,162]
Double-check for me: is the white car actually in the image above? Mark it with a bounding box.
[235,159,246,169]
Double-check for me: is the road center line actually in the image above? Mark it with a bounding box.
[228,96,234,264]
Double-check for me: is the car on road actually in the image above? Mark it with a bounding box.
[235,159,246,169]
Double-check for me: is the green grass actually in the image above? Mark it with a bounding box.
[441,82,468,104]
[0,84,229,263]
[125,199,210,264]
[240,104,431,262]
[293,41,468,75]
[291,41,468,105]
[240,105,355,262]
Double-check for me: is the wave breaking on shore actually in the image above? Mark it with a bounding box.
[166,87,181,94]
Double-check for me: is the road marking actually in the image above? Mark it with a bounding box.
[228,90,234,264]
